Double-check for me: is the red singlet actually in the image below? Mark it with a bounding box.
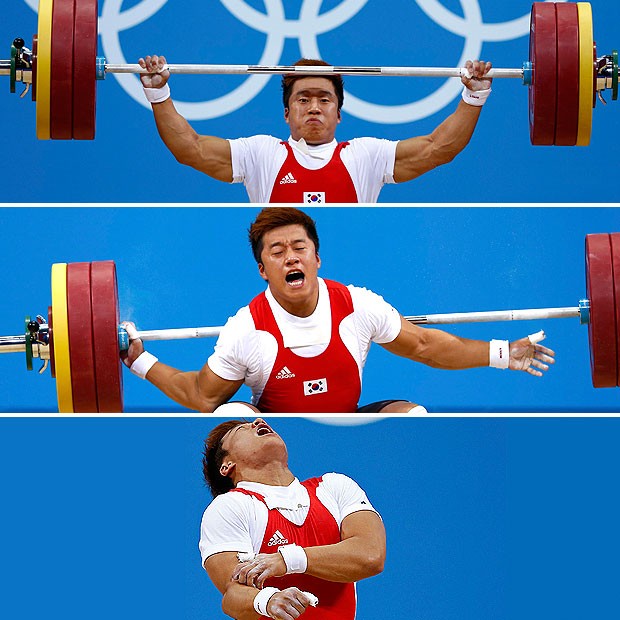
[232,478,357,619]
[249,280,361,413]
[268,142,358,204]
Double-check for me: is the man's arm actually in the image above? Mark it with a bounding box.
[145,361,244,412]
[139,55,233,181]
[206,552,314,620]
[382,316,555,375]
[232,510,386,588]
[393,60,492,183]
[120,322,243,411]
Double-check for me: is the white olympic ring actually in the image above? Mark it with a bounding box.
[22,0,566,123]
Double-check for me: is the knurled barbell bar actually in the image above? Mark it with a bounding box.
[1,1,618,145]
[1,233,619,413]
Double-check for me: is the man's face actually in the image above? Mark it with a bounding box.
[219,419,287,477]
[258,224,321,317]
[285,77,341,145]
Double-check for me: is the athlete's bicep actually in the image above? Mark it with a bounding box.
[205,551,240,593]
[340,511,386,566]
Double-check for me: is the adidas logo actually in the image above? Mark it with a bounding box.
[279,172,297,185]
[275,366,296,379]
[267,529,289,546]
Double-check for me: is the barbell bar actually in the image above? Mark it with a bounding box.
[1,1,618,145]
[0,233,619,412]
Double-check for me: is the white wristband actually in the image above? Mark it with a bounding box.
[130,351,159,379]
[278,544,308,574]
[143,83,171,104]
[461,86,491,107]
[489,340,510,369]
[253,587,280,617]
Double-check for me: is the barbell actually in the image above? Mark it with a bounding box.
[1,232,619,412]
[1,1,618,145]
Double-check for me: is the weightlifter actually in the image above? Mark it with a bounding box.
[200,417,385,619]
[121,207,555,413]
[138,56,493,203]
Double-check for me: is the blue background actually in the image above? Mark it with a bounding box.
[1,0,619,202]
[0,416,619,620]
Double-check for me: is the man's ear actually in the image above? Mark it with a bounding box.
[316,253,321,269]
[220,461,236,477]
[258,262,268,281]
[337,108,341,123]
[284,107,290,124]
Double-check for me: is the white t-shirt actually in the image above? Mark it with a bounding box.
[228,135,397,202]
[207,278,402,405]
[199,474,379,566]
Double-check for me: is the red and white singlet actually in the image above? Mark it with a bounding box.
[248,280,362,413]
[269,142,358,204]
[232,478,357,620]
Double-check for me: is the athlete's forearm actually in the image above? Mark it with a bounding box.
[385,318,490,370]
[426,100,483,163]
[145,362,215,411]
[222,582,261,620]
[394,100,482,181]
[304,535,385,582]
[409,327,490,370]
[150,100,233,181]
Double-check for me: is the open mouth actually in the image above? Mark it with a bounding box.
[285,270,305,288]
[256,422,274,436]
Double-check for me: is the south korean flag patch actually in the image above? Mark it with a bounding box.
[304,192,325,204]
[303,378,328,396]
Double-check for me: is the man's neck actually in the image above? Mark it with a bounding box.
[237,464,295,487]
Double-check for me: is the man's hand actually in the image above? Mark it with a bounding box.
[119,321,145,368]
[138,54,170,89]
[461,59,493,91]
[509,331,555,376]
[266,588,314,620]
[232,552,287,589]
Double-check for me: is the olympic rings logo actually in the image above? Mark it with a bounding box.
[23,0,565,123]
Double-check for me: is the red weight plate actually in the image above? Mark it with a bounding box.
[91,261,123,412]
[554,3,579,145]
[50,0,75,139]
[48,305,56,378]
[72,0,98,139]
[529,3,557,145]
[31,35,37,102]
[609,233,620,386]
[67,262,98,411]
[585,234,617,387]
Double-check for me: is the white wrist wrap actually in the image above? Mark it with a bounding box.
[130,351,159,379]
[489,340,510,369]
[143,83,171,104]
[253,587,280,617]
[461,86,491,107]
[278,544,308,574]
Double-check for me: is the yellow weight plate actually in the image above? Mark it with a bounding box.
[576,2,594,146]
[36,0,54,140]
[51,263,73,412]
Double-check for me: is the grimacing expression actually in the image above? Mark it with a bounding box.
[285,77,341,145]
[257,224,321,314]
[219,419,286,475]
